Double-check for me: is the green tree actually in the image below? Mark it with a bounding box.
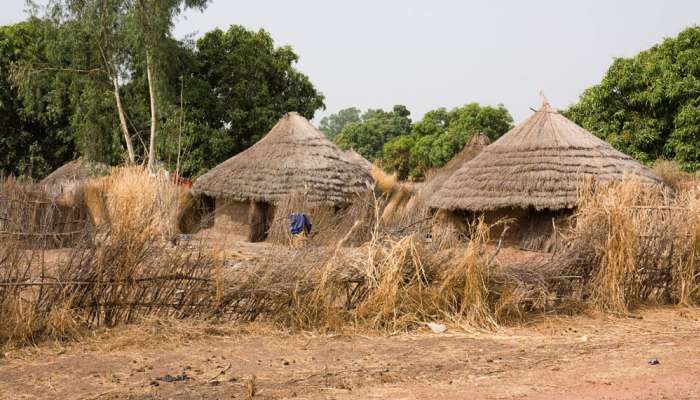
[181,25,325,174]
[381,103,512,179]
[319,107,360,140]
[566,26,700,170]
[334,105,412,160]
[381,134,417,179]
[124,0,211,171]
[4,11,325,178]
[0,19,76,178]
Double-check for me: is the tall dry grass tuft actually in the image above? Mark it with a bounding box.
[98,166,190,238]
[559,176,699,313]
[436,218,496,328]
[267,190,378,247]
[674,188,700,305]
[652,159,697,192]
[589,201,639,313]
[354,234,431,331]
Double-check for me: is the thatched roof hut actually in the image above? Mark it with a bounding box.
[193,112,372,205]
[423,133,491,196]
[41,159,110,186]
[344,149,373,173]
[41,159,110,201]
[430,102,663,212]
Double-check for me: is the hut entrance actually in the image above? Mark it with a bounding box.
[248,201,272,242]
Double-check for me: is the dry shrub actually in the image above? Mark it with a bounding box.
[82,166,191,238]
[0,173,216,350]
[550,176,700,314]
[652,159,698,192]
[267,190,378,247]
[436,219,495,328]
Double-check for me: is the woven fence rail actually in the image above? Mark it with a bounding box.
[0,184,90,248]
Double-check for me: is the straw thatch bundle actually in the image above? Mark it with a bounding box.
[430,102,664,212]
[193,112,373,205]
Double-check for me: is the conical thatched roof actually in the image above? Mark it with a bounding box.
[192,112,373,205]
[343,149,373,173]
[430,102,663,212]
[423,133,491,196]
[41,159,110,186]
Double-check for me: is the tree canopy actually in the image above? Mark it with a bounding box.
[566,26,700,171]
[333,105,412,162]
[0,10,325,178]
[328,103,512,179]
[319,107,361,140]
[0,19,76,178]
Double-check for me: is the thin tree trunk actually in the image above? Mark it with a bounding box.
[146,51,157,172]
[176,77,184,179]
[112,75,136,164]
[96,38,135,165]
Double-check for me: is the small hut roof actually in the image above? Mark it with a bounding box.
[41,159,110,186]
[423,133,491,196]
[192,112,373,205]
[430,102,664,212]
[343,149,373,173]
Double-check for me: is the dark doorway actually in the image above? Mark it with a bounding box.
[248,201,271,242]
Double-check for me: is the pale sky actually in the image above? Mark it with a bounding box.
[2,1,699,123]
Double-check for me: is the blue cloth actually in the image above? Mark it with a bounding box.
[289,213,312,235]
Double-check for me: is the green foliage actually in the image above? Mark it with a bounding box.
[382,103,512,179]
[0,19,76,178]
[381,135,417,179]
[333,105,412,161]
[0,9,324,178]
[566,26,700,171]
[319,107,360,140]
[188,26,325,168]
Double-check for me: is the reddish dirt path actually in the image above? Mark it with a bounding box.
[1,308,699,399]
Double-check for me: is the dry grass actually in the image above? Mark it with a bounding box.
[85,166,191,238]
[652,159,698,192]
[0,169,214,350]
[547,176,700,314]
[267,189,378,247]
[2,166,700,349]
[436,219,495,327]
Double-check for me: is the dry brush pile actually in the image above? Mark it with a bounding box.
[0,167,213,348]
[219,175,700,332]
[543,177,700,313]
[2,166,700,348]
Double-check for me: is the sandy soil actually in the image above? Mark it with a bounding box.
[1,307,699,399]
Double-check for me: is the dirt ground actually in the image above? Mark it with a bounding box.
[1,307,699,400]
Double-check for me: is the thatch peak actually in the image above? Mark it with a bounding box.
[41,159,110,186]
[430,102,664,212]
[192,112,373,205]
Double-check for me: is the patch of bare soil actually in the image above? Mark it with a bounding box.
[1,308,699,399]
